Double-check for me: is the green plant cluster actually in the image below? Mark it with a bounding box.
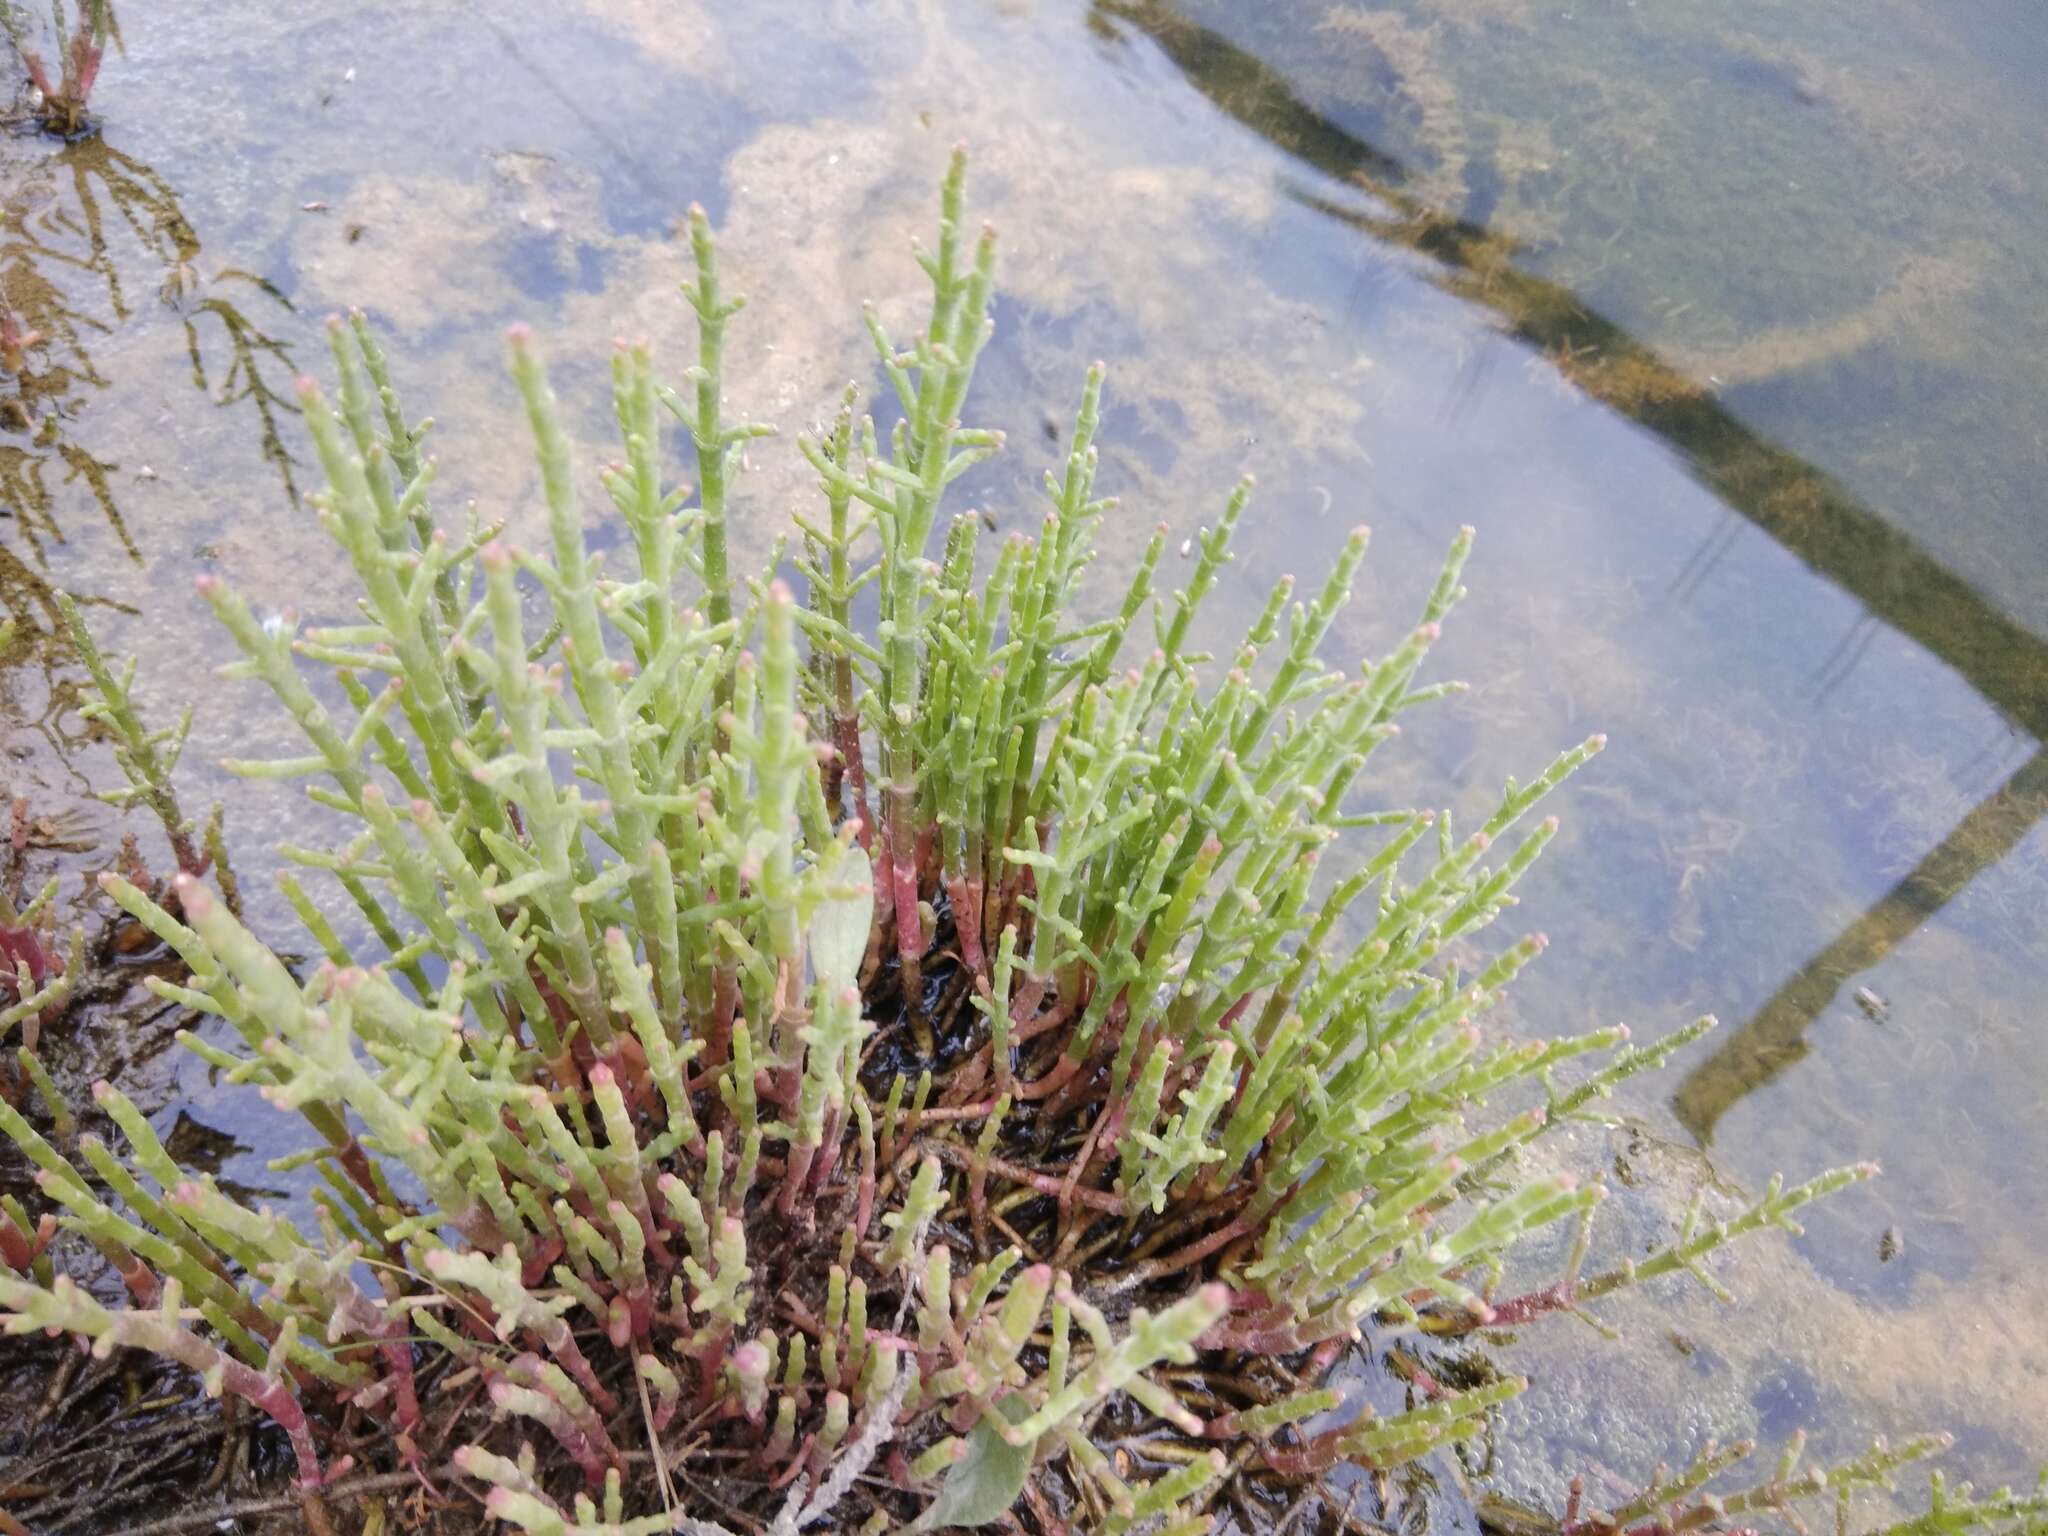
[0,0,120,136]
[1,156,2040,1536]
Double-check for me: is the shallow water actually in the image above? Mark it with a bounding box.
[1,0,2043,1520]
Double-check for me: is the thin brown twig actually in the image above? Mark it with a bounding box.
[110,1471,429,1536]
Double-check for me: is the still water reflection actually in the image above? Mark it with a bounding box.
[1,127,299,659]
[1,0,2042,1517]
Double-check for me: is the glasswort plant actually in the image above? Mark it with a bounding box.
[0,0,120,137]
[3,155,2040,1536]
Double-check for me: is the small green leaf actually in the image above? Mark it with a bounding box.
[920,1395,1035,1530]
[810,845,873,989]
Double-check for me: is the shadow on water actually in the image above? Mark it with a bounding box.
[0,125,299,659]
[1090,0,2048,1144]
[1671,746,2048,1138]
